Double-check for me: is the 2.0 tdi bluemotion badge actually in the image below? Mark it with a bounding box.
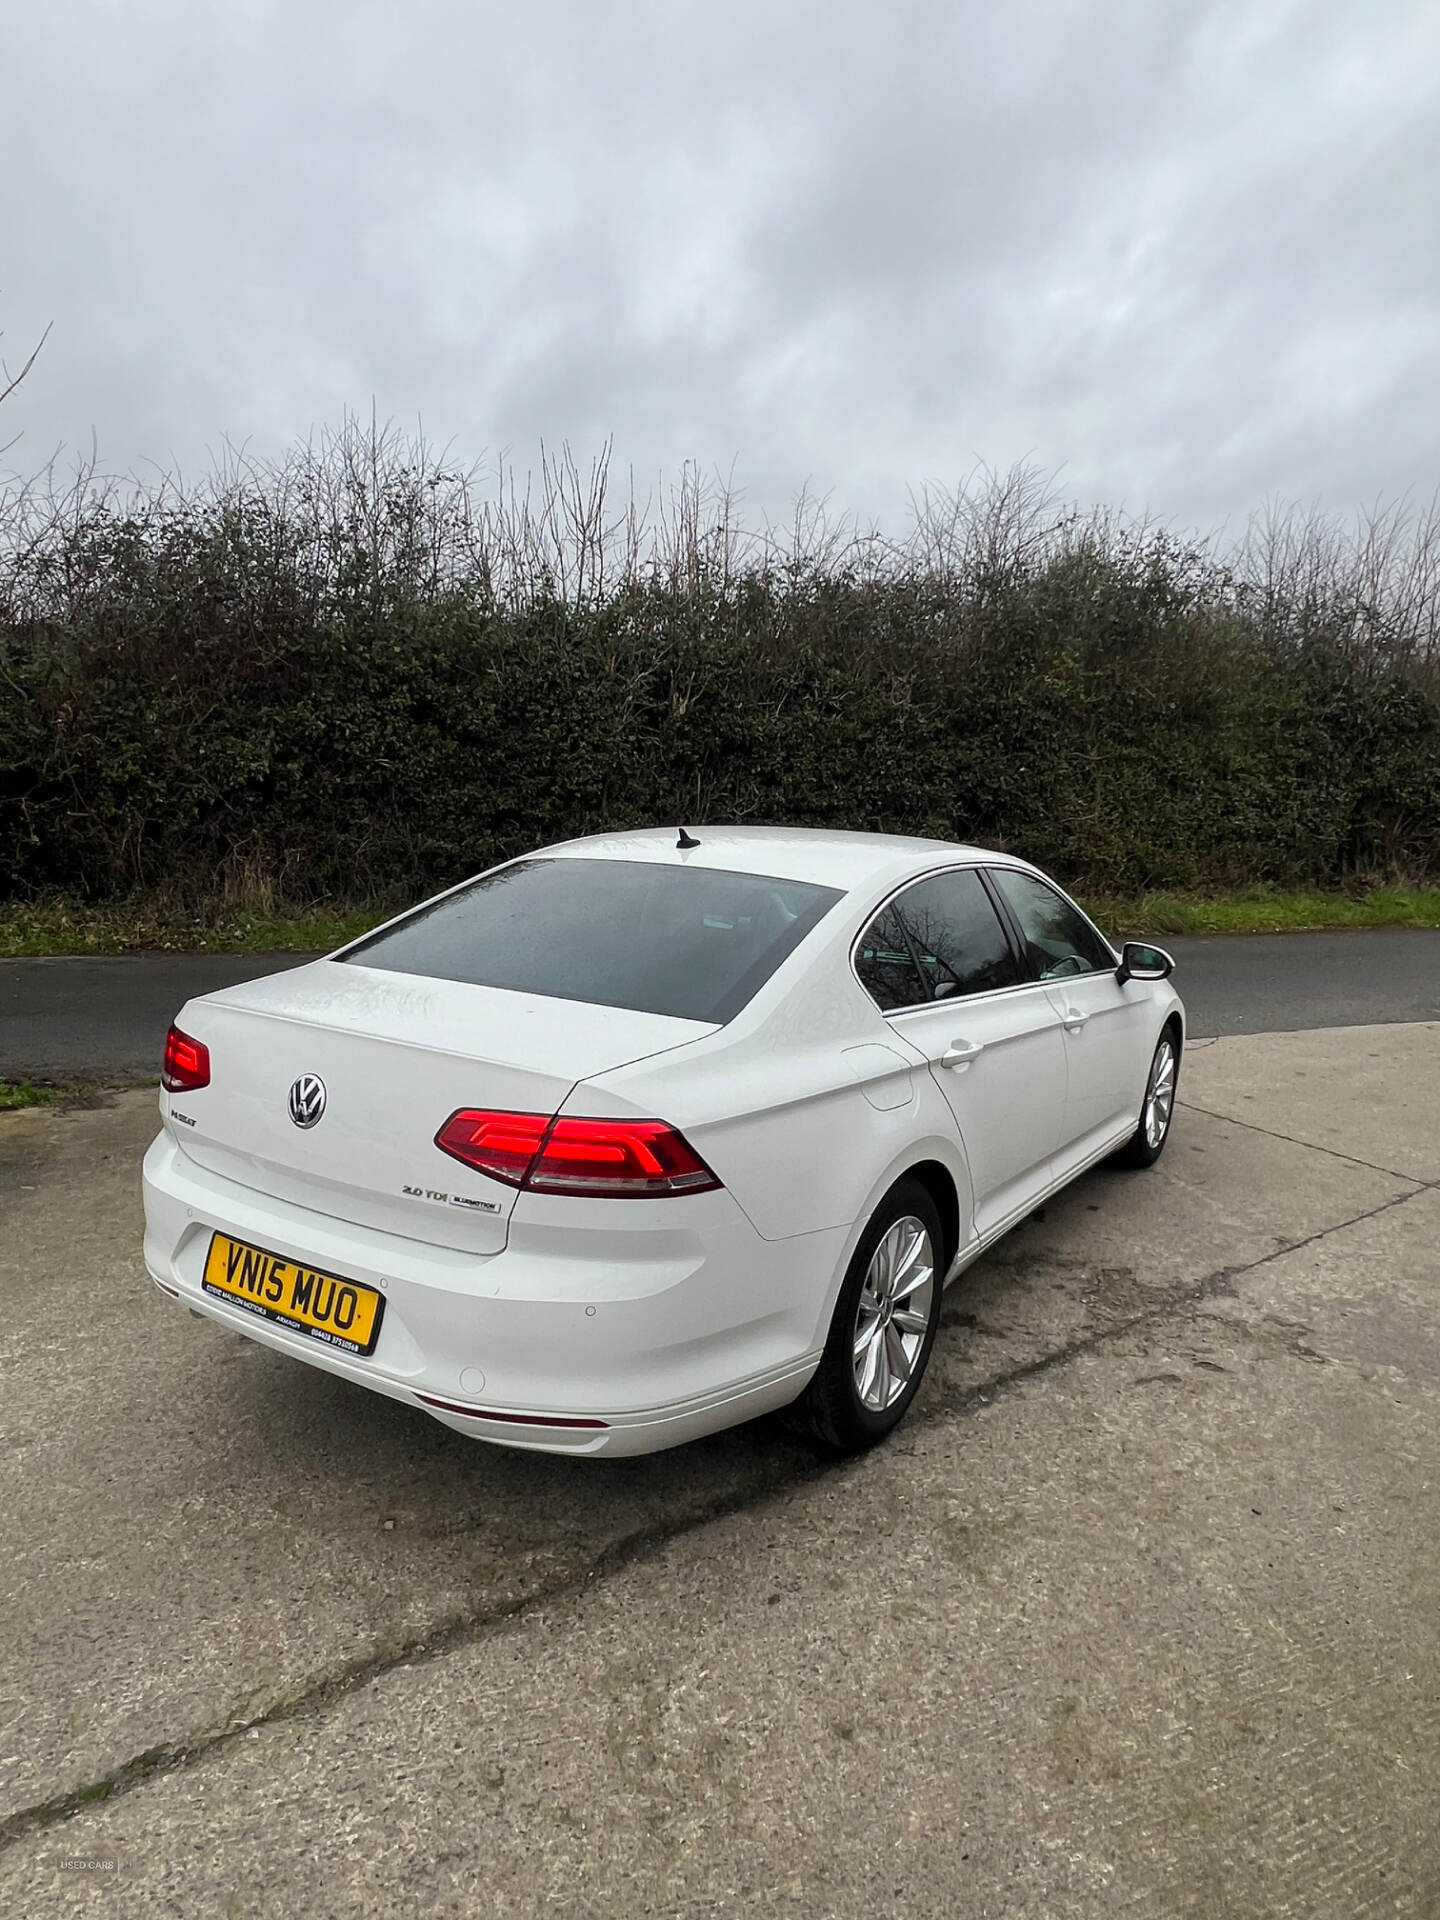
[143,827,1183,1455]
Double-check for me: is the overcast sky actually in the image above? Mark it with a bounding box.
[3,0,1437,535]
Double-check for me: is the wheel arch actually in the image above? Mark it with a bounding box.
[808,1135,972,1350]
[901,1158,961,1275]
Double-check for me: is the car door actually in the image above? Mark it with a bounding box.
[855,867,1069,1242]
[985,865,1155,1171]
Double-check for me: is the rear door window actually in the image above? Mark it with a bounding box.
[856,868,1023,1010]
[341,858,843,1024]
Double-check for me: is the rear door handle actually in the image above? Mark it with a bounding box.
[940,1039,985,1069]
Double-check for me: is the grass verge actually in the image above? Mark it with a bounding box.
[1087,885,1440,938]
[1,885,1438,959]
[0,1080,76,1111]
[0,901,389,958]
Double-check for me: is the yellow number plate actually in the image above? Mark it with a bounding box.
[201,1233,384,1357]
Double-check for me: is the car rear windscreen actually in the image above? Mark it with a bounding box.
[341,858,845,1024]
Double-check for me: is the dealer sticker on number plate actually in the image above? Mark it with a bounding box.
[201,1232,384,1357]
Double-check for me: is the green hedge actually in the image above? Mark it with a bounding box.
[2,489,1438,906]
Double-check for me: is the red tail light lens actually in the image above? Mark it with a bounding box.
[529,1118,721,1196]
[162,1024,211,1092]
[434,1110,549,1187]
[434,1110,721,1198]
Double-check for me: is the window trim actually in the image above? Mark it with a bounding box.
[850,860,1120,1021]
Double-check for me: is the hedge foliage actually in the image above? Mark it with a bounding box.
[2,429,1437,905]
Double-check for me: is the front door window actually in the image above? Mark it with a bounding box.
[986,869,1114,981]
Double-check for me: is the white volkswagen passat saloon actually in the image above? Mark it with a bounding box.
[143,828,1183,1456]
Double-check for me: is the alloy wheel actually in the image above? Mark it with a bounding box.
[1144,1036,1177,1150]
[852,1215,936,1412]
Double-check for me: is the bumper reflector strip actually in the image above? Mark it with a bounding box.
[416,1392,608,1431]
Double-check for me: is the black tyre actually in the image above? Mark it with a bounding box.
[1111,1024,1181,1169]
[793,1177,945,1452]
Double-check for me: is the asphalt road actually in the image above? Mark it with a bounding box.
[2,928,1439,1081]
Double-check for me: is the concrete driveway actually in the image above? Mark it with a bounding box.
[0,1023,1437,1916]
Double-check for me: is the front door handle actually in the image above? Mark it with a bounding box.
[1061,1008,1089,1033]
[940,1038,985,1069]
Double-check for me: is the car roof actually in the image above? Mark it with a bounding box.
[539,825,1020,894]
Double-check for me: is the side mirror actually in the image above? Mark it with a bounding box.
[1116,940,1174,986]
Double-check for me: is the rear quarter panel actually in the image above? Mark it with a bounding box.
[571,944,973,1248]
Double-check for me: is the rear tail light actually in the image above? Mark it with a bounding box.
[434,1110,721,1198]
[529,1118,721,1196]
[162,1024,211,1092]
[434,1110,549,1186]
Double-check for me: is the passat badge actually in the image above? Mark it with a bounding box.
[287,1074,327,1129]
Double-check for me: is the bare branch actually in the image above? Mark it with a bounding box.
[0,319,51,410]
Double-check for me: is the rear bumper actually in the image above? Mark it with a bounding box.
[142,1130,839,1456]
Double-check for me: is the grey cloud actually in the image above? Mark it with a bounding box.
[2,0,1437,536]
